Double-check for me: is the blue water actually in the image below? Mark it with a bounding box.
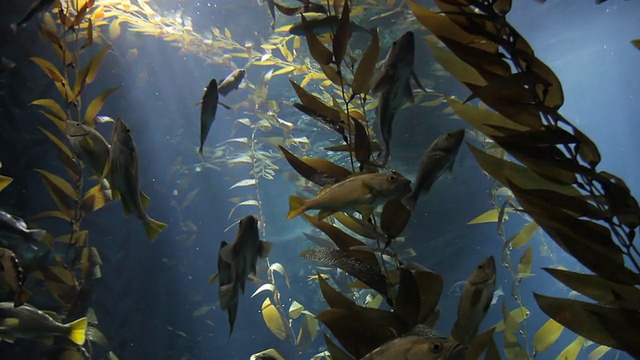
[0,0,638,359]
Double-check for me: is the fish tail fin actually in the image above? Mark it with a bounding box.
[198,145,204,158]
[10,23,17,33]
[28,229,47,242]
[258,241,272,258]
[67,317,88,345]
[13,288,32,307]
[144,217,168,241]
[286,196,307,220]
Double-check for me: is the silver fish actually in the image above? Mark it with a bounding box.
[451,256,496,345]
[0,303,87,345]
[217,69,246,97]
[403,129,465,211]
[65,121,111,178]
[0,210,46,244]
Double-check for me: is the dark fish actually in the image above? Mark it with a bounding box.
[0,248,31,307]
[300,247,388,296]
[0,302,87,345]
[217,69,246,97]
[0,210,46,244]
[65,121,111,178]
[372,31,418,167]
[10,0,56,33]
[107,119,167,241]
[219,216,272,333]
[361,335,466,360]
[451,256,496,345]
[296,0,327,13]
[199,78,219,157]
[266,0,276,29]
[217,240,238,338]
[0,57,16,73]
[403,129,465,211]
[289,15,370,36]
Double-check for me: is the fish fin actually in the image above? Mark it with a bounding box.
[208,272,219,285]
[37,336,54,345]
[411,69,430,93]
[317,210,334,221]
[13,289,32,307]
[140,191,150,210]
[258,241,272,258]
[110,188,120,201]
[219,101,231,110]
[372,72,391,93]
[43,310,61,322]
[28,229,46,242]
[1,318,19,328]
[219,283,236,310]
[144,217,168,241]
[101,158,111,179]
[219,242,235,264]
[66,317,88,345]
[10,23,18,34]
[404,81,415,104]
[1,334,15,343]
[286,196,307,220]
[198,145,205,158]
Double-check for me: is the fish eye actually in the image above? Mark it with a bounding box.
[430,342,443,353]
[388,174,397,182]
[477,264,483,270]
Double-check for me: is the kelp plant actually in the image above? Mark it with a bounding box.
[404,0,640,358]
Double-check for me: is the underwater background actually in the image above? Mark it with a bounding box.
[0,0,639,359]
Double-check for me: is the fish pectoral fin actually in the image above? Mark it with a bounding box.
[140,191,150,209]
[317,210,335,221]
[67,317,88,345]
[144,217,168,242]
[404,81,415,104]
[36,336,54,345]
[411,69,430,94]
[1,318,19,328]
[286,196,307,220]
[1,334,15,343]
[208,272,219,285]
[372,72,392,93]
[259,241,273,258]
[218,101,231,110]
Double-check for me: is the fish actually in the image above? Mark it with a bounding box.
[10,0,56,32]
[265,0,276,29]
[289,15,370,36]
[65,121,111,178]
[360,335,466,360]
[0,248,31,307]
[287,171,411,220]
[451,256,496,345]
[0,210,46,244]
[217,69,246,97]
[199,78,219,157]
[106,118,167,241]
[448,281,504,306]
[0,302,87,345]
[403,129,465,211]
[219,215,272,336]
[1,57,16,73]
[372,31,429,167]
[296,0,327,14]
[217,240,238,338]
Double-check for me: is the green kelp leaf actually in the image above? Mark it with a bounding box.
[493,306,530,332]
[228,179,256,190]
[31,57,65,82]
[268,263,291,289]
[415,269,443,325]
[426,40,486,87]
[534,293,640,358]
[261,297,289,340]
[84,85,121,125]
[468,208,507,224]
[447,98,534,136]
[556,336,584,360]
[301,248,387,297]
[289,301,304,319]
[81,182,109,214]
[394,269,420,327]
[508,221,538,249]
[380,198,410,240]
[251,283,276,298]
[501,302,528,360]
[465,327,496,360]
[31,99,67,127]
[352,28,379,96]
[296,311,318,351]
[35,169,75,217]
[543,268,640,310]
[302,15,333,65]
[250,349,285,360]
[279,145,349,187]
[38,127,80,179]
[587,345,611,360]
[516,245,533,279]
[324,333,354,360]
[533,318,564,353]
[227,200,259,220]
[0,175,12,192]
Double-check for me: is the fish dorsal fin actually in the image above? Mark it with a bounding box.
[140,191,150,210]
[411,70,430,93]
[42,310,60,322]
[404,82,415,104]
[219,242,235,264]
[372,70,392,93]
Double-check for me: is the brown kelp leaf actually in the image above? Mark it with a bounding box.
[302,15,333,65]
[465,327,496,360]
[463,72,547,105]
[35,169,75,218]
[332,0,351,67]
[394,269,420,327]
[573,128,601,168]
[279,145,348,186]
[352,28,379,96]
[39,265,76,286]
[520,54,564,109]
[325,141,382,153]
[324,333,353,360]
[380,198,411,239]
[39,26,74,66]
[83,18,93,49]
[425,40,486,86]
[333,213,380,239]
[447,98,534,136]
[293,103,345,138]
[597,171,640,229]
[532,318,564,354]
[352,117,371,168]
[544,268,640,310]
[81,183,109,214]
[273,1,302,15]
[31,57,65,83]
[300,247,387,296]
[318,272,358,310]
[84,85,121,124]
[74,45,112,97]
[534,293,640,358]
[68,0,95,29]
[290,80,343,128]
[415,269,443,324]
[303,158,352,181]
[517,188,608,221]
[0,175,11,192]
[38,127,80,179]
[320,64,345,87]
